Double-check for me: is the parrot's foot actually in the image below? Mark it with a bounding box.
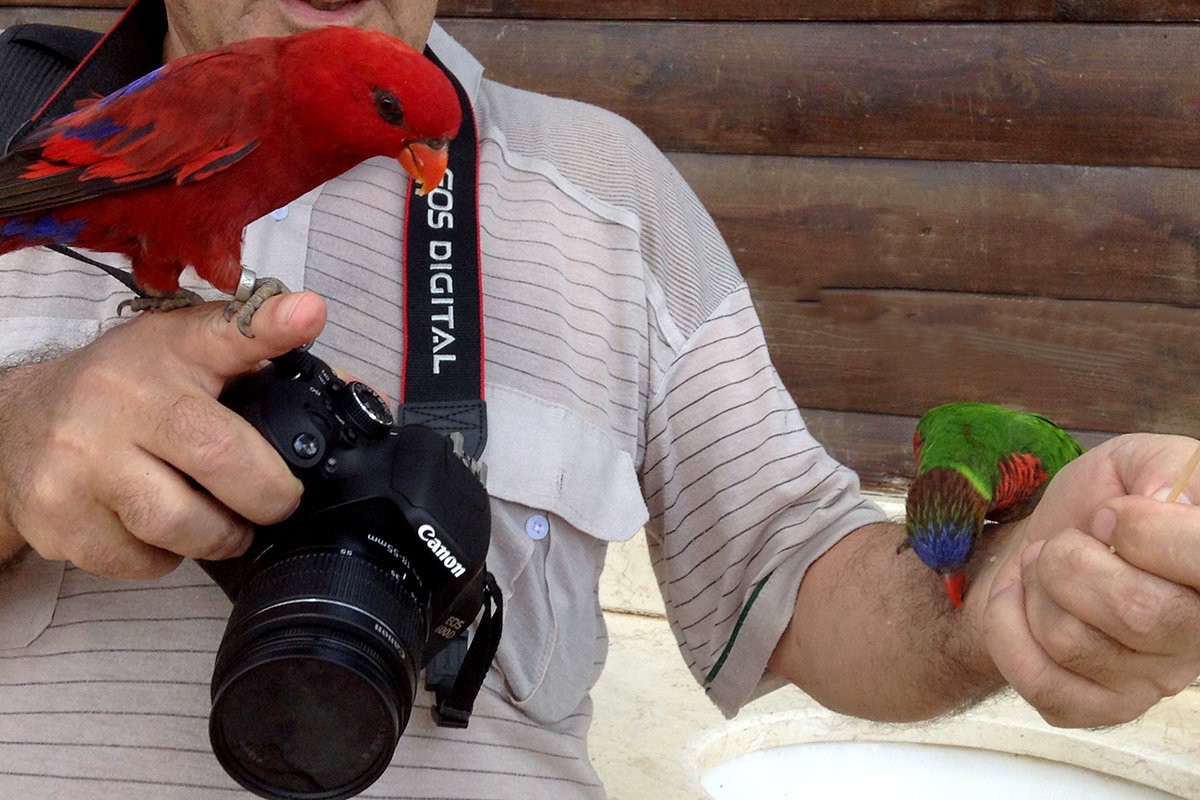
[224,269,289,338]
[117,287,205,317]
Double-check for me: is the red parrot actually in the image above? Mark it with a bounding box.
[0,25,461,333]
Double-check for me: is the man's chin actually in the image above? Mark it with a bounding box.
[273,0,373,31]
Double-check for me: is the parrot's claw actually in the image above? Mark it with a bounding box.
[117,288,204,317]
[224,272,289,338]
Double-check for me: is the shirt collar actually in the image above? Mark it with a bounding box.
[426,22,484,106]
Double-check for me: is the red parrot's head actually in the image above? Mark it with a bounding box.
[281,26,462,194]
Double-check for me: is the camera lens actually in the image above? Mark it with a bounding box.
[208,550,427,800]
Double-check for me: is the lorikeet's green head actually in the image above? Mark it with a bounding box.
[902,468,988,608]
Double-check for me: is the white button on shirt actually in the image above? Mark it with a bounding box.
[525,514,550,540]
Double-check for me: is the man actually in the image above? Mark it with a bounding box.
[0,0,1198,796]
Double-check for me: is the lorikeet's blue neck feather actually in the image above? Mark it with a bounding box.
[907,518,976,573]
[904,467,987,573]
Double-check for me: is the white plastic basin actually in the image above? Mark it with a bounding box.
[702,741,1182,799]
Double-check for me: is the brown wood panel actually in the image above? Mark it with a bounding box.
[1054,1,1200,20]
[7,14,1200,166]
[437,1,1055,21]
[3,2,1199,22]
[671,152,1200,307]
[443,20,1200,168]
[9,1,1199,23]
[439,0,1200,21]
[759,288,1200,436]
[800,407,922,492]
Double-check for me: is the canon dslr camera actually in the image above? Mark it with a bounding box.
[199,347,501,800]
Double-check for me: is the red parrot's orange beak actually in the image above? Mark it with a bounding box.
[398,138,450,196]
[942,570,967,609]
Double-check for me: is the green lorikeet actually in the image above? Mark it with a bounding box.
[902,402,1084,608]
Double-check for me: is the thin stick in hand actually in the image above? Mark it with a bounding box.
[1166,442,1200,503]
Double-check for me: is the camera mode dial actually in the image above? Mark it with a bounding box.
[340,382,394,438]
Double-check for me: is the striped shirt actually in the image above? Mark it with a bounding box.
[0,23,884,799]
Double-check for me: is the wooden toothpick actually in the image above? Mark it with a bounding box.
[1165,442,1200,503]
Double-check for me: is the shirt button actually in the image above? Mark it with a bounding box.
[525,515,550,540]
[270,205,289,221]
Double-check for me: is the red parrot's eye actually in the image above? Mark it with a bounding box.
[373,88,405,126]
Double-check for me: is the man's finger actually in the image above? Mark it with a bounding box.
[21,494,183,580]
[982,550,1149,728]
[1102,495,1200,590]
[1024,534,1200,700]
[100,453,254,560]
[1033,528,1200,656]
[139,392,302,525]
[159,291,327,391]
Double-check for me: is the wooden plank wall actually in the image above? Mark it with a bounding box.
[4,2,1200,490]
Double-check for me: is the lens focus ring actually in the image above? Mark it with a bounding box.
[225,551,423,641]
[209,550,428,800]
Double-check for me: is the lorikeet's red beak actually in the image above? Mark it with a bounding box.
[943,571,966,609]
[398,138,450,196]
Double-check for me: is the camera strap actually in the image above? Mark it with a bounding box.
[428,572,503,728]
[397,51,487,461]
[404,53,502,730]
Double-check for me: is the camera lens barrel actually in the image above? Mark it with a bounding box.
[208,549,427,800]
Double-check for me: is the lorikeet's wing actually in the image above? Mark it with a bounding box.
[913,402,998,498]
[0,48,262,218]
[988,410,1084,523]
[913,402,1083,523]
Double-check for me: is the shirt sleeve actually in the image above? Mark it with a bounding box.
[641,277,886,719]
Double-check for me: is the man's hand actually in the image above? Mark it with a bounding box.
[0,292,327,578]
[972,433,1200,728]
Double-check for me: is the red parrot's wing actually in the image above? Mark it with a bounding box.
[0,48,264,218]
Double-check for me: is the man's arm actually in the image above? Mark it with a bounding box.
[769,520,1004,722]
[0,292,327,579]
[770,434,1200,728]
